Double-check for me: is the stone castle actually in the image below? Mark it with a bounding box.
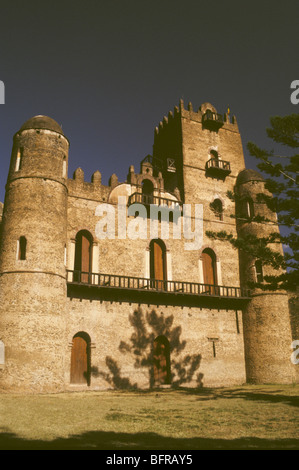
[0,100,297,393]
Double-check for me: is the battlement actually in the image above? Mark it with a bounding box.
[154,99,238,136]
[67,168,111,202]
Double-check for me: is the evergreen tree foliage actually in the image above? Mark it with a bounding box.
[207,113,299,292]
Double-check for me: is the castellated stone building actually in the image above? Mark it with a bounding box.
[0,100,297,393]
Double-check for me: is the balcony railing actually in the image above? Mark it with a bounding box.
[205,158,231,177]
[128,192,183,211]
[67,270,251,300]
[202,111,224,131]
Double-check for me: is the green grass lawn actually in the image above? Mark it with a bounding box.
[0,384,298,450]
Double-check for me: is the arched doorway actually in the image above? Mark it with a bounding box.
[70,332,91,385]
[74,230,93,283]
[153,336,171,386]
[202,248,217,294]
[142,179,154,205]
[150,239,167,290]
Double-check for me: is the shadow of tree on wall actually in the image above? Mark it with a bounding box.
[96,307,203,389]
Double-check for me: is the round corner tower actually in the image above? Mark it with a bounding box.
[0,115,69,393]
[236,169,295,384]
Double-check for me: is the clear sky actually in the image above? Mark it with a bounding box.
[0,0,298,203]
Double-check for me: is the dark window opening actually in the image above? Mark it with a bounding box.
[142,179,154,205]
[18,236,27,260]
[211,198,223,221]
[210,149,219,161]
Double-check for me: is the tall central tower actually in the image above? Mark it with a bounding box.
[0,116,69,392]
[152,100,245,205]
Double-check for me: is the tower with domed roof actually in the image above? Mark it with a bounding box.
[235,168,295,383]
[0,115,69,392]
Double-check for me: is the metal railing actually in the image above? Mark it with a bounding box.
[67,270,251,299]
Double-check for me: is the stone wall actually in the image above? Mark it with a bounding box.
[65,298,246,390]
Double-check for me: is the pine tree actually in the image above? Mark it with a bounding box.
[207,113,299,292]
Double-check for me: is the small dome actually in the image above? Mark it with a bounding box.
[236,169,265,185]
[18,115,64,135]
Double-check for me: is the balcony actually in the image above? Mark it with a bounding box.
[202,111,224,131]
[66,270,251,308]
[128,192,183,213]
[205,158,231,178]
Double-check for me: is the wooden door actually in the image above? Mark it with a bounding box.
[202,250,217,294]
[74,232,92,283]
[151,240,166,290]
[70,336,88,384]
[81,234,91,283]
[153,338,169,385]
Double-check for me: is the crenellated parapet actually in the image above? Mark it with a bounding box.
[68,167,109,201]
[154,99,239,138]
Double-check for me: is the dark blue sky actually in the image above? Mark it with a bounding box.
[0,0,298,202]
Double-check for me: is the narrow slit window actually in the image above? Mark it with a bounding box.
[246,199,254,219]
[17,236,27,260]
[15,147,24,172]
[62,156,67,178]
[242,198,254,219]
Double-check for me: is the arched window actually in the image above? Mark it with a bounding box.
[70,332,91,385]
[202,248,217,291]
[211,198,223,221]
[255,259,264,283]
[74,230,93,283]
[150,239,167,290]
[17,236,27,261]
[153,335,171,386]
